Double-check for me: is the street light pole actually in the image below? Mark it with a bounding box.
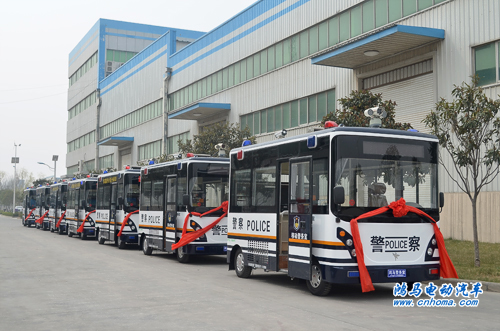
[12,143,21,213]
[52,155,59,182]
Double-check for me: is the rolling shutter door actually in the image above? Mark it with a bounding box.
[364,60,435,133]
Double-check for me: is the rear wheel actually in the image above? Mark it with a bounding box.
[176,246,190,263]
[306,262,332,296]
[234,247,252,278]
[142,236,152,255]
[98,231,105,245]
[117,236,126,249]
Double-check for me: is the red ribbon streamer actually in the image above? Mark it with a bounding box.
[117,210,139,237]
[35,210,49,224]
[77,210,96,233]
[56,211,67,228]
[350,198,458,293]
[24,208,36,221]
[171,201,228,250]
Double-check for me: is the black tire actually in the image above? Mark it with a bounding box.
[306,262,332,296]
[234,247,252,278]
[176,246,190,263]
[28,222,32,228]
[142,236,153,256]
[117,236,126,249]
[68,228,73,237]
[81,232,86,240]
[58,226,63,235]
[98,233,106,245]
[50,223,54,232]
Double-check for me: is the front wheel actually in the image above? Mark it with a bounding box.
[142,237,152,255]
[234,247,252,278]
[306,263,332,296]
[81,232,86,240]
[176,246,190,263]
[58,226,63,235]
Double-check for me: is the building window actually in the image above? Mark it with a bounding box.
[241,89,336,135]
[100,154,114,169]
[69,52,98,87]
[474,41,499,86]
[67,131,96,153]
[99,99,162,140]
[138,140,162,161]
[167,132,190,155]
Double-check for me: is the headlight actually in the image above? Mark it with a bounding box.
[351,249,356,257]
[346,239,353,246]
[427,248,433,256]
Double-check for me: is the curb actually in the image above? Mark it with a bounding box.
[423,278,500,293]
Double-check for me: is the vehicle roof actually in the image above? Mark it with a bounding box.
[231,126,438,154]
[142,157,230,171]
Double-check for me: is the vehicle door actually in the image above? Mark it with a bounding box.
[165,175,177,251]
[288,157,313,280]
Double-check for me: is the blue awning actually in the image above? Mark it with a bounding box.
[312,25,445,69]
[97,136,134,148]
[168,102,231,120]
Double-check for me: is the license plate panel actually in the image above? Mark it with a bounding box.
[388,269,407,278]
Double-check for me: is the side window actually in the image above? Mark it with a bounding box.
[177,176,187,208]
[231,169,251,211]
[102,186,111,209]
[97,186,104,209]
[151,180,164,211]
[312,158,329,214]
[252,166,276,207]
[141,181,152,210]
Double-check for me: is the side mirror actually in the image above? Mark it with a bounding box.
[183,194,190,206]
[118,197,124,206]
[439,192,445,208]
[333,186,345,205]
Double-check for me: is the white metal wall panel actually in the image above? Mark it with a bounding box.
[169,0,363,91]
[370,73,434,133]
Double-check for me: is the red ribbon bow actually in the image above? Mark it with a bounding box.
[171,201,228,250]
[117,210,139,237]
[56,211,67,228]
[77,210,96,233]
[25,208,36,221]
[350,198,458,293]
[35,210,49,224]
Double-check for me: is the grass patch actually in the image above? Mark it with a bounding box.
[445,239,500,283]
[0,211,21,218]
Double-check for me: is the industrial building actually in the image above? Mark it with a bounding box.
[66,0,500,243]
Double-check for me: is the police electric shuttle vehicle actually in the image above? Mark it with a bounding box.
[48,181,68,234]
[227,122,450,296]
[22,187,37,227]
[139,156,229,262]
[96,167,141,249]
[66,177,97,239]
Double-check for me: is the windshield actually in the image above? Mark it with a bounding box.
[86,182,97,209]
[125,174,140,211]
[334,135,438,218]
[189,163,229,213]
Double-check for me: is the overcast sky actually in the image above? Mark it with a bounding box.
[0,0,256,182]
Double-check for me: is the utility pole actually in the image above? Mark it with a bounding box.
[12,143,21,212]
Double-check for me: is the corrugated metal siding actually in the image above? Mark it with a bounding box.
[170,0,363,91]
[370,72,434,133]
[363,59,433,89]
